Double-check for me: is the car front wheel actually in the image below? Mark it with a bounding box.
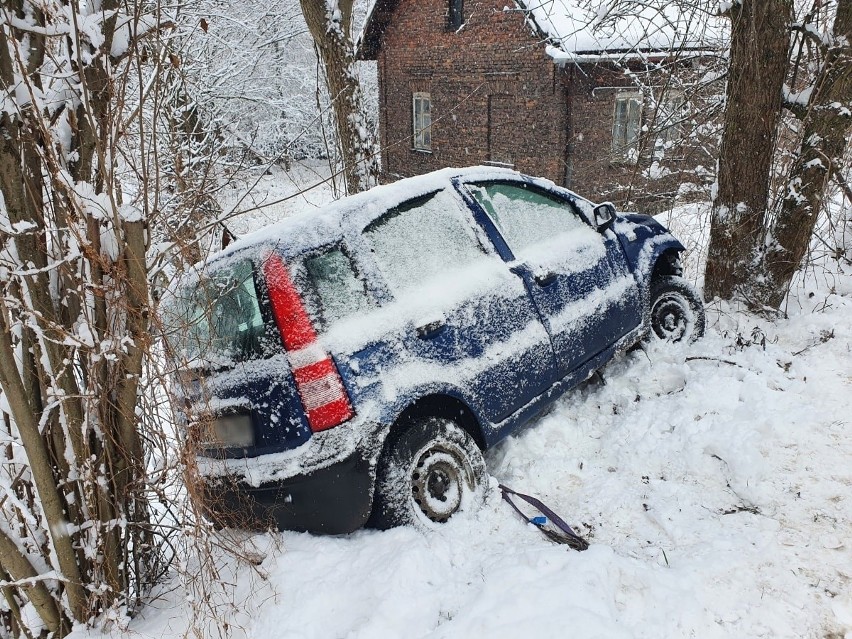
[369,417,486,530]
[649,275,705,343]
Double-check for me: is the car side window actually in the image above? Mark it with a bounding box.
[363,189,486,295]
[468,183,590,255]
[302,247,376,330]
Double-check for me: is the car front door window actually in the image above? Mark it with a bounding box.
[468,183,593,257]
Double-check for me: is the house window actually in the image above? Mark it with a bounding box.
[612,92,642,162]
[449,0,463,29]
[413,92,432,151]
[656,91,684,147]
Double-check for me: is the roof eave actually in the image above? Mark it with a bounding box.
[357,0,400,60]
[548,44,725,64]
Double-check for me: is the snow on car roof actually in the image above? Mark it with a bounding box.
[214,165,544,261]
[165,166,543,301]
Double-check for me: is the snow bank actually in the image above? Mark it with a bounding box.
[82,276,852,639]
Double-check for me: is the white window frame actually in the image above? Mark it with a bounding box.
[412,92,432,151]
[612,92,642,162]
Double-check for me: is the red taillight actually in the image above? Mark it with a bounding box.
[262,253,355,432]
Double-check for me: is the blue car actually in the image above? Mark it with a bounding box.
[164,167,704,534]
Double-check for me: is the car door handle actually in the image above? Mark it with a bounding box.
[416,319,446,339]
[534,272,558,287]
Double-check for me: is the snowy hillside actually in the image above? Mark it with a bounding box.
[76,169,852,639]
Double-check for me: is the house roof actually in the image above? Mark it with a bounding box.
[359,0,726,62]
[523,0,726,62]
[359,0,396,60]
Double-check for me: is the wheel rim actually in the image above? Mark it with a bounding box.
[651,292,692,342]
[410,442,473,523]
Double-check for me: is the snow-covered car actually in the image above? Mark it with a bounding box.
[164,166,704,534]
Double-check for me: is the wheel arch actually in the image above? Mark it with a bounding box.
[635,247,685,337]
[651,248,684,281]
[388,393,487,452]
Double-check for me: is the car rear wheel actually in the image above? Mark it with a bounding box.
[369,417,486,530]
[649,275,705,343]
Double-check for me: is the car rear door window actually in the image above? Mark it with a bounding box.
[363,190,486,294]
[302,247,376,330]
[468,183,590,255]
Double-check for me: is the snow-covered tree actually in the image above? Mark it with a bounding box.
[704,0,793,302]
[300,0,378,193]
[168,0,329,164]
[704,0,852,308]
[571,0,850,309]
[0,1,172,634]
[747,0,852,307]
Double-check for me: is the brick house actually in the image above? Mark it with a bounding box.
[359,0,725,210]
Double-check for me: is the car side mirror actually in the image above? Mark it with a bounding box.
[593,202,616,231]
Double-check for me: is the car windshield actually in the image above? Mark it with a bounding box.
[164,259,266,368]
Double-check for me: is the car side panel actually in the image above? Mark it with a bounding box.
[458,179,643,380]
[515,233,641,379]
[485,320,646,447]
[595,229,644,352]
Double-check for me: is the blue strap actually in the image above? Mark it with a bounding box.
[499,483,589,551]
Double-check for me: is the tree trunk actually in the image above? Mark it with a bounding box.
[167,80,223,264]
[300,0,378,193]
[748,0,852,308]
[704,0,793,302]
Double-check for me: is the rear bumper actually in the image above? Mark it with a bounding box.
[200,447,375,534]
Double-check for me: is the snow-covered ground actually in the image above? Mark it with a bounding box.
[218,161,344,236]
[79,167,852,639]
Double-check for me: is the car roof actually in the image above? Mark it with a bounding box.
[213,166,548,260]
[165,166,595,303]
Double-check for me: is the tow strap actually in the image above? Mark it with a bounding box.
[499,483,589,551]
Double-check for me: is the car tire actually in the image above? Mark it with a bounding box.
[369,417,487,530]
[649,275,705,343]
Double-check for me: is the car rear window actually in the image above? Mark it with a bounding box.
[302,247,376,329]
[363,190,485,294]
[165,259,266,367]
[468,183,590,254]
